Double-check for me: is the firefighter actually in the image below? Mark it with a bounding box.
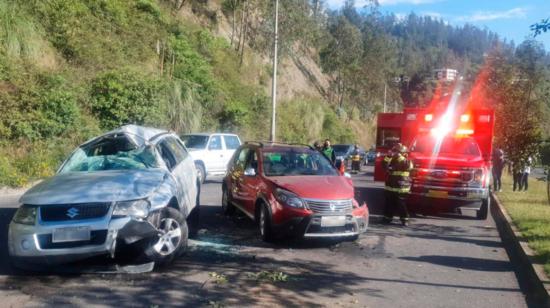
[351,144,362,174]
[382,143,413,226]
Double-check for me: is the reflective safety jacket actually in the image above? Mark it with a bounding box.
[382,153,413,193]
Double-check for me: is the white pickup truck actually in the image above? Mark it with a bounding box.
[181,133,241,183]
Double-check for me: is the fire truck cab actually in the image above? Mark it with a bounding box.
[374,103,495,220]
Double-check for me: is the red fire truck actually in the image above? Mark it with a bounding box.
[374,97,495,219]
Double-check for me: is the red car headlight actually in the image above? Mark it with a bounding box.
[274,188,305,209]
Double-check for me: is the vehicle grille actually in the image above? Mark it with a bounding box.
[37,230,108,249]
[307,224,355,234]
[40,203,111,222]
[305,199,353,215]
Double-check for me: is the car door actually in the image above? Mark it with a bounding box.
[222,135,241,171]
[229,147,250,212]
[239,150,261,215]
[157,137,192,212]
[167,136,197,210]
[204,135,225,173]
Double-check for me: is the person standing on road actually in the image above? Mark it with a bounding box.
[491,147,505,192]
[382,143,413,226]
[351,144,362,174]
[322,139,336,164]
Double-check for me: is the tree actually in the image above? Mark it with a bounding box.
[320,16,363,110]
[531,18,550,36]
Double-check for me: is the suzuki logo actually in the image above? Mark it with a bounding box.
[330,203,336,211]
[66,207,79,219]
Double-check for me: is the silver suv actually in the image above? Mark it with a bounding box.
[181,133,241,183]
[9,125,200,268]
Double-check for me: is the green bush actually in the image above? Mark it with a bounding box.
[135,0,161,19]
[90,69,167,129]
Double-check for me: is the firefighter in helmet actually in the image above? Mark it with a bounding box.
[382,143,413,226]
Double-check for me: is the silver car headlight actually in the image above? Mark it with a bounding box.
[12,205,37,225]
[274,188,305,209]
[113,199,150,218]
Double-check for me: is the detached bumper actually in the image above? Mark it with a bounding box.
[8,216,158,265]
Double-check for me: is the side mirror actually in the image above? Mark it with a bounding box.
[244,167,256,177]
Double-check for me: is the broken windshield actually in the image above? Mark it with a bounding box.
[59,135,160,173]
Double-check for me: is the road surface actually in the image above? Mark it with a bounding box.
[0,166,529,307]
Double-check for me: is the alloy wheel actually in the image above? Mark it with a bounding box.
[153,218,182,256]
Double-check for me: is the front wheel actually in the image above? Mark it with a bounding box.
[259,204,274,242]
[144,207,188,266]
[477,197,490,220]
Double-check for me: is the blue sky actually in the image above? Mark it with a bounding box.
[326,0,550,50]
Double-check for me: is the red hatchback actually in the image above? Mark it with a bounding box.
[222,142,369,241]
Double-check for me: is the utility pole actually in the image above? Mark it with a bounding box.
[383,83,387,113]
[270,0,279,142]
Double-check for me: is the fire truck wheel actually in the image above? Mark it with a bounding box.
[477,198,490,220]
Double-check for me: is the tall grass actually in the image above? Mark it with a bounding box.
[496,173,550,274]
[0,1,45,61]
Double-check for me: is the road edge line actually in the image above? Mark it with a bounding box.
[491,192,550,307]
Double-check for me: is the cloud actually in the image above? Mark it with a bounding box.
[456,7,528,22]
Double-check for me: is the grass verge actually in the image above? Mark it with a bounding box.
[496,172,550,275]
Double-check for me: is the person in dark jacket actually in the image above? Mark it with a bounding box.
[322,139,336,164]
[491,147,505,192]
[382,143,413,226]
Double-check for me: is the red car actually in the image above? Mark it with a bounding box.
[222,142,369,241]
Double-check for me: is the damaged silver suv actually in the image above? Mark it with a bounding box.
[8,125,200,268]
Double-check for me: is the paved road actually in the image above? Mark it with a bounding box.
[0,167,529,307]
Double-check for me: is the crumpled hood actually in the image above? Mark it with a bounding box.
[410,153,485,168]
[268,176,354,200]
[20,169,167,205]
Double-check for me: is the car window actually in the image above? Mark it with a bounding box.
[164,136,188,165]
[224,135,241,150]
[262,148,338,176]
[158,140,177,170]
[208,135,223,150]
[245,150,258,172]
[181,135,209,149]
[234,147,251,170]
[59,135,160,173]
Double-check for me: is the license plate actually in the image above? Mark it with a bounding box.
[321,216,346,227]
[52,227,91,243]
[427,190,448,198]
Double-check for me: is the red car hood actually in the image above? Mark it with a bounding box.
[268,176,354,200]
[410,153,486,168]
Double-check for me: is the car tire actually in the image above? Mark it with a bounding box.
[188,184,201,238]
[195,162,206,184]
[259,203,274,242]
[222,185,235,215]
[477,197,490,220]
[144,207,188,266]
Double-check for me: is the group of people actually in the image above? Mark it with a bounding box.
[491,147,533,192]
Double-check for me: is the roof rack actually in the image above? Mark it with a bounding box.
[244,141,314,150]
